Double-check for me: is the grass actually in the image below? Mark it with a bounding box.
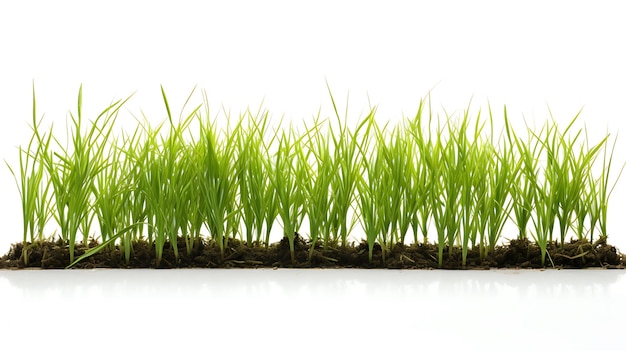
[5,86,624,268]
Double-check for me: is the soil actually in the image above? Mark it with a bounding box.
[0,234,623,269]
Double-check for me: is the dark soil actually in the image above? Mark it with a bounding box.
[0,234,623,269]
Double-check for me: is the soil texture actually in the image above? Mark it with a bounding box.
[0,234,623,269]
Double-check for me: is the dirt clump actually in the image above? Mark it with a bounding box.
[0,235,623,269]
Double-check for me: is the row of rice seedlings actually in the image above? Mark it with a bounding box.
[8,87,623,267]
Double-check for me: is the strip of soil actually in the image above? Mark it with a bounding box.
[0,234,623,269]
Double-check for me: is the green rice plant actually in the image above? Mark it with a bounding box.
[194,93,239,260]
[575,170,593,241]
[379,125,414,246]
[453,111,487,266]
[402,129,423,244]
[327,116,370,248]
[526,119,560,264]
[531,113,608,245]
[326,93,375,248]
[481,107,516,257]
[92,110,148,262]
[396,125,418,244]
[118,125,152,251]
[184,148,205,255]
[170,89,205,257]
[355,164,377,263]
[298,116,335,259]
[483,142,516,255]
[375,130,394,257]
[6,85,53,265]
[261,139,280,249]
[406,100,434,244]
[223,121,244,246]
[451,110,474,266]
[271,127,308,263]
[358,116,409,263]
[504,112,541,240]
[137,87,201,266]
[531,180,555,266]
[233,108,274,246]
[542,113,584,245]
[424,122,447,267]
[565,129,608,241]
[142,135,179,267]
[356,127,388,263]
[39,86,127,263]
[135,128,166,264]
[237,112,281,249]
[468,143,491,255]
[440,120,463,257]
[505,119,556,265]
[372,123,402,252]
[170,141,201,259]
[129,116,163,250]
[591,133,625,242]
[93,136,127,254]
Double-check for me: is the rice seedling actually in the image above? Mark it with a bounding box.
[128,115,163,251]
[326,90,375,248]
[591,132,625,242]
[468,142,491,257]
[372,125,399,260]
[261,146,280,249]
[531,181,555,266]
[370,122,399,255]
[454,111,488,266]
[297,116,335,260]
[504,111,535,241]
[541,112,587,245]
[482,108,516,257]
[426,124,448,268]
[5,85,53,265]
[449,109,476,266]
[519,120,556,265]
[355,129,385,264]
[37,86,128,263]
[234,109,272,246]
[439,119,464,260]
[379,125,413,247]
[93,135,127,254]
[195,92,239,261]
[355,170,377,264]
[355,111,406,264]
[396,125,417,245]
[483,142,516,255]
[271,127,308,264]
[406,100,434,245]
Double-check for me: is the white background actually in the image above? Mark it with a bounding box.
[1,269,625,350]
[1,0,625,251]
[1,1,625,349]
